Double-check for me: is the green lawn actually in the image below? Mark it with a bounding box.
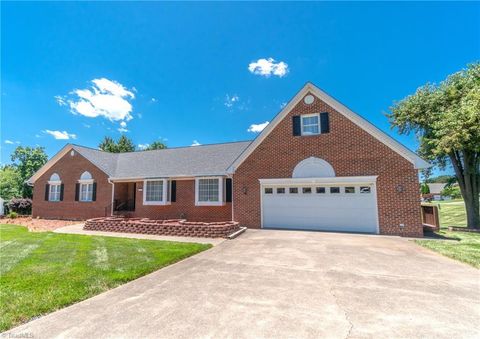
[415,199,480,268]
[0,224,211,332]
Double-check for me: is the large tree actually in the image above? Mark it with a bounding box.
[10,146,48,198]
[389,63,480,229]
[0,165,22,200]
[98,135,136,153]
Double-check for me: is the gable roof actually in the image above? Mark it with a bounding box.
[227,82,430,172]
[28,141,252,184]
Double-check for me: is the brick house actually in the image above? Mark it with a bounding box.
[29,83,429,237]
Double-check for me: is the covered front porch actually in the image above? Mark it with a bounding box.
[110,182,136,215]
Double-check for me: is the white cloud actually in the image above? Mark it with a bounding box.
[5,140,20,144]
[247,121,269,133]
[224,94,240,108]
[120,121,127,128]
[138,143,149,150]
[59,78,135,129]
[191,140,201,146]
[248,58,288,77]
[54,95,67,106]
[82,123,91,128]
[44,130,77,140]
[118,121,129,133]
[151,98,157,102]
[118,127,129,133]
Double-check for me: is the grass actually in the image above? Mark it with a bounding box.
[415,199,480,268]
[0,224,211,332]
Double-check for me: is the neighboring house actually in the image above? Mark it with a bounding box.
[28,83,430,237]
[426,183,448,201]
[0,197,4,216]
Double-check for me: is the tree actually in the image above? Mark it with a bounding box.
[0,166,22,200]
[425,175,457,184]
[98,135,135,153]
[145,141,167,151]
[98,136,118,153]
[10,146,48,198]
[420,183,430,195]
[388,63,480,229]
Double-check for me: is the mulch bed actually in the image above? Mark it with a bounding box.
[0,217,80,232]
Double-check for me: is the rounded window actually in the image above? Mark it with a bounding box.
[80,171,92,180]
[49,173,61,182]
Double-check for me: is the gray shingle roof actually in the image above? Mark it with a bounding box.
[72,141,251,179]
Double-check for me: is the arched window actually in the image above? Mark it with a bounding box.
[47,173,62,201]
[49,173,61,182]
[292,157,335,178]
[80,171,92,180]
[78,171,95,202]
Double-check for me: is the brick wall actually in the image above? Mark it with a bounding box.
[84,217,239,238]
[32,150,112,220]
[232,92,423,237]
[129,179,232,222]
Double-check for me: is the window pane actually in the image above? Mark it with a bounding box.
[302,187,312,194]
[360,186,371,194]
[49,184,60,201]
[264,187,273,194]
[345,187,355,194]
[316,187,325,194]
[289,187,298,194]
[80,183,93,201]
[146,180,163,202]
[276,187,285,194]
[198,178,220,202]
[330,187,340,194]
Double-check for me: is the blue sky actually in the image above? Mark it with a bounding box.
[1,2,479,175]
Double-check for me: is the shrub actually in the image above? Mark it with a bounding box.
[441,185,462,199]
[7,211,18,219]
[7,198,32,215]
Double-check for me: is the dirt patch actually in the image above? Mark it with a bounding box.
[0,217,81,232]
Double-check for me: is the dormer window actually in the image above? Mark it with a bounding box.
[301,113,320,135]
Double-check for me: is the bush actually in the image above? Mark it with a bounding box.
[7,211,18,219]
[441,185,462,199]
[7,198,32,215]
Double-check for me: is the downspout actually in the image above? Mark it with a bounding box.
[108,178,114,216]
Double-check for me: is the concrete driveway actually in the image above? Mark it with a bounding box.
[6,230,480,338]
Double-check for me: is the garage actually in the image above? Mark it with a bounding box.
[260,176,379,234]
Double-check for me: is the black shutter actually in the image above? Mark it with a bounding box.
[45,184,50,201]
[225,178,232,203]
[292,116,301,136]
[92,183,97,201]
[60,184,64,201]
[75,183,80,201]
[171,180,176,202]
[320,112,330,133]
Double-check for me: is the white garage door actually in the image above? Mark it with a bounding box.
[261,179,378,233]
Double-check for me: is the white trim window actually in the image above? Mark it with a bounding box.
[195,177,223,206]
[49,184,61,201]
[143,179,170,205]
[301,113,320,135]
[48,173,62,201]
[79,183,94,202]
